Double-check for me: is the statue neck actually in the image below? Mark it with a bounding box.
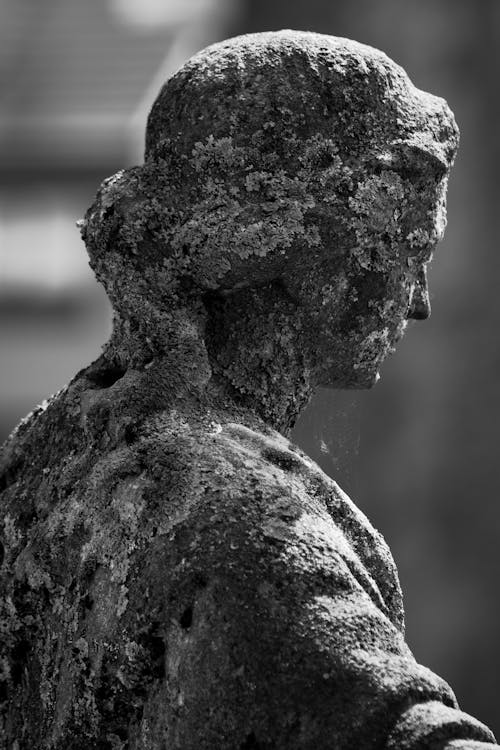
[98,291,313,435]
[203,285,314,434]
[101,303,211,394]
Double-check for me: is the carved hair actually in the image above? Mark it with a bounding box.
[82,30,458,319]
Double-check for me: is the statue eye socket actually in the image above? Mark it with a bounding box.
[372,161,423,183]
[372,146,448,184]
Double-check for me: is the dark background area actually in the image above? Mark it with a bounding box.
[1,0,499,737]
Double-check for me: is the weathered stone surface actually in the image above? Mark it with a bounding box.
[0,30,496,749]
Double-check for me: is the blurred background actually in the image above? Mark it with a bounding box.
[1,0,499,736]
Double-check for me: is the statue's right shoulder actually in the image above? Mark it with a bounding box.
[189,419,405,631]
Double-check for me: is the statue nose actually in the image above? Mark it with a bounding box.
[407,267,431,320]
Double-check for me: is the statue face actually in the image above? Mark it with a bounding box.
[85,30,458,398]
[283,133,452,389]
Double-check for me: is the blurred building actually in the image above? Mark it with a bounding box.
[0,0,239,436]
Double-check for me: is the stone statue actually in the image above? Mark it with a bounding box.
[0,30,496,749]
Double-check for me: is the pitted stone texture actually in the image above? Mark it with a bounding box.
[1,29,495,750]
[83,30,459,429]
[0,385,495,749]
[88,31,458,306]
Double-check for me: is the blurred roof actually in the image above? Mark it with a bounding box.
[0,0,233,173]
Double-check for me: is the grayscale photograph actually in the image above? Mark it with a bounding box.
[0,1,498,748]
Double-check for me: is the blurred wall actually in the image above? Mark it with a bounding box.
[0,0,239,434]
[2,0,500,739]
[232,0,500,734]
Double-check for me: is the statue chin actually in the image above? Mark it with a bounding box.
[322,367,381,390]
[354,370,381,389]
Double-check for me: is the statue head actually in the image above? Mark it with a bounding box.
[82,30,458,392]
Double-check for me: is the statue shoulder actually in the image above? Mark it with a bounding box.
[0,376,86,501]
[188,420,404,631]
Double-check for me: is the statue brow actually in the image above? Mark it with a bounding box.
[382,141,449,178]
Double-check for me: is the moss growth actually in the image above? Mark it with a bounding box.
[0,30,481,750]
